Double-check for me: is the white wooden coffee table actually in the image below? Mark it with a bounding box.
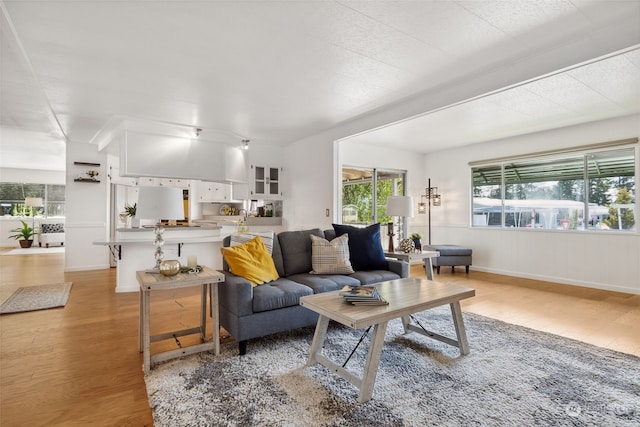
[299,277,475,403]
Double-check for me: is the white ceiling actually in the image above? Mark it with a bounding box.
[346,48,640,151]
[1,1,639,171]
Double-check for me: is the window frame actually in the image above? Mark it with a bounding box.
[470,140,637,233]
[0,182,66,218]
[340,166,406,226]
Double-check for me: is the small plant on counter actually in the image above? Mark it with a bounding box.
[124,203,137,217]
[410,232,422,251]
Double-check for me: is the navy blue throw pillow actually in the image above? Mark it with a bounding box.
[332,223,388,271]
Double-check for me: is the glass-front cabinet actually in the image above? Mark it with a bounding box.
[252,164,282,198]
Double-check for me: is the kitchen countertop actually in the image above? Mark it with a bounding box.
[117,225,222,231]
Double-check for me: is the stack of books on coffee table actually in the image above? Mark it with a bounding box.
[339,285,388,306]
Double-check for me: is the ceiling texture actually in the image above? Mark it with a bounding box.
[1,1,639,172]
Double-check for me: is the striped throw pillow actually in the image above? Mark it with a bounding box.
[310,234,354,275]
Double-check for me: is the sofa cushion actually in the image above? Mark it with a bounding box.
[252,278,314,312]
[270,235,285,278]
[277,228,324,276]
[220,236,279,286]
[310,234,354,275]
[324,229,336,240]
[41,223,64,233]
[288,273,360,294]
[332,223,388,271]
[231,231,275,255]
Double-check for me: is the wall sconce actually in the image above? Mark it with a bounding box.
[242,139,250,150]
[418,178,441,245]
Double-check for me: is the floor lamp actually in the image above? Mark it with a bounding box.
[136,187,185,273]
[25,197,43,232]
[386,196,414,252]
[417,179,441,245]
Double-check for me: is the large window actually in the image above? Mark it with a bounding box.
[472,144,636,231]
[0,182,66,217]
[341,167,406,226]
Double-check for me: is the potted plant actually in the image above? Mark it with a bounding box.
[410,233,422,251]
[124,203,138,228]
[9,220,38,248]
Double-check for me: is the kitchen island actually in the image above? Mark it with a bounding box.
[95,225,225,293]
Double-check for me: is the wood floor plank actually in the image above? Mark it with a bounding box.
[1,252,638,426]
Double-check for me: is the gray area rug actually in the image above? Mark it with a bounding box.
[0,282,72,314]
[145,306,639,426]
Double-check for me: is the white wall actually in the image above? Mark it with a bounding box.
[424,114,640,294]
[0,167,65,185]
[65,142,110,272]
[284,114,638,294]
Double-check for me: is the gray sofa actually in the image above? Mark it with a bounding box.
[218,227,409,355]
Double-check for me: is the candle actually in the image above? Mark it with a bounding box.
[187,255,197,269]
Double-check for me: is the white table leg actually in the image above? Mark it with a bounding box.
[358,322,388,403]
[138,288,143,352]
[142,289,151,374]
[401,315,410,334]
[450,301,470,355]
[425,258,434,280]
[200,284,207,341]
[210,283,220,355]
[307,315,330,366]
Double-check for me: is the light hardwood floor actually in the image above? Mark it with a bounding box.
[1,251,638,426]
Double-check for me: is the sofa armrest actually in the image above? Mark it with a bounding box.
[387,259,409,278]
[218,272,254,317]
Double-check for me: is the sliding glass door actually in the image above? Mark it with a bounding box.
[341,166,406,226]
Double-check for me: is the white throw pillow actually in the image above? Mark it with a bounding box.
[230,231,275,255]
[310,234,355,275]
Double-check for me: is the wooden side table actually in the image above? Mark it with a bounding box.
[384,250,440,280]
[136,266,225,374]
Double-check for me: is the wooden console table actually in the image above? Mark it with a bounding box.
[136,266,225,374]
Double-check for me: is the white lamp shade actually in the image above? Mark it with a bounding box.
[136,187,184,220]
[25,197,43,207]
[386,196,414,217]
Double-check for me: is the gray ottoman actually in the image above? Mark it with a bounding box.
[423,245,472,274]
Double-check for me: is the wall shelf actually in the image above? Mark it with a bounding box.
[74,161,101,182]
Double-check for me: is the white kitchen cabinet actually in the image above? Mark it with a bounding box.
[231,183,249,201]
[251,164,282,198]
[198,181,231,202]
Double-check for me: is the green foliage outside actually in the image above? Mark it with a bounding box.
[342,179,401,225]
[0,182,65,217]
[603,188,635,230]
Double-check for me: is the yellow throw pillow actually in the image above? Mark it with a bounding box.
[220,236,279,286]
